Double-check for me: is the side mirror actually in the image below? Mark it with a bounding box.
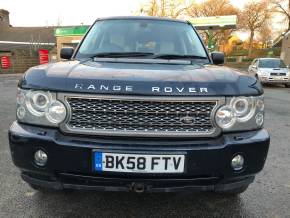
[211,52,224,65]
[60,47,74,60]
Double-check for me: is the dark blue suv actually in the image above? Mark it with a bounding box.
[9,17,270,195]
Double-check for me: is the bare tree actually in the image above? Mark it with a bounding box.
[139,0,188,18]
[270,0,290,30]
[141,0,158,16]
[187,0,238,17]
[258,22,273,48]
[239,0,270,57]
[56,16,63,27]
[29,35,42,55]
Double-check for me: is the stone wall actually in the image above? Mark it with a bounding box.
[0,49,38,74]
[0,46,56,74]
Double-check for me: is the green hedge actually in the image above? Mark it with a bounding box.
[241,58,254,62]
[229,49,248,56]
[226,57,237,62]
[229,48,281,58]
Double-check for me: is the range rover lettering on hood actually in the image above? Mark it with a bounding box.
[74,83,208,94]
[19,61,263,96]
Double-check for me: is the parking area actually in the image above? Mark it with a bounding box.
[0,74,289,218]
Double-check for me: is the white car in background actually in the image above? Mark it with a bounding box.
[248,58,290,88]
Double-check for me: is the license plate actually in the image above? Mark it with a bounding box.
[275,76,283,80]
[93,152,185,173]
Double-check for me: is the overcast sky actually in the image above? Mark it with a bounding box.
[0,0,247,27]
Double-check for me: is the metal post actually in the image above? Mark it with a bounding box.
[208,29,215,51]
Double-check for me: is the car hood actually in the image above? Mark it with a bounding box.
[20,60,263,96]
[259,67,288,73]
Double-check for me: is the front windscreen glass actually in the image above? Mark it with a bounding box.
[76,19,208,60]
[258,59,287,68]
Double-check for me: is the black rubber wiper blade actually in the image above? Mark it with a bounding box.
[152,54,208,60]
[91,52,155,58]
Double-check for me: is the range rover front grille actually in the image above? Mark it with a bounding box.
[62,95,221,137]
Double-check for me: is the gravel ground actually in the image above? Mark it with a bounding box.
[0,74,289,218]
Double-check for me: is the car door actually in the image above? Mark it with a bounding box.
[248,59,255,74]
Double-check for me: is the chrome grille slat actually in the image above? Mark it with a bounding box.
[69,112,212,126]
[61,95,221,137]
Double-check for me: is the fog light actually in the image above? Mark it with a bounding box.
[256,99,265,111]
[255,113,264,127]
[231,154,244,171]
[34,150,48,166]
[17,106,26,119]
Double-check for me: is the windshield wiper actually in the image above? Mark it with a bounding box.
[152,54,208,60]
[91,52,155,59]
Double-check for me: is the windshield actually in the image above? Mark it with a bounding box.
[258,59,287,68]
[76,19,208,61]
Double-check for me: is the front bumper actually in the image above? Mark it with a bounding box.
[259,76,290,85]
[9,121,270,192]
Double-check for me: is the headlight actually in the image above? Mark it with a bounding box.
[216,106,235,129]
[230,97,255,122]
[46,101,67,124]
[26,91,52,116]
[258,71,268,77]
[215,96,264,131]
[16,89,67,126]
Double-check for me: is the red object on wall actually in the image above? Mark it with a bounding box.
[1,56,11,69]
[39,49,49,64]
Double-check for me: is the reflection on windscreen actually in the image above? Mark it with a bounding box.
[77,19,207,59]
[259,59,286,68]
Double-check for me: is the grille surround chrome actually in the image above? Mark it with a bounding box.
[58,93,224,137]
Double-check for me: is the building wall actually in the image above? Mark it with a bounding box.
[0,9,57,73]
[0,9,10,29]
[0,49,39,73]
[280,34,290,66]
[0,46,56,74]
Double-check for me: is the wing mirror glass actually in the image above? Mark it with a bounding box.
[60,47,74,60]
[211,52,224,65]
